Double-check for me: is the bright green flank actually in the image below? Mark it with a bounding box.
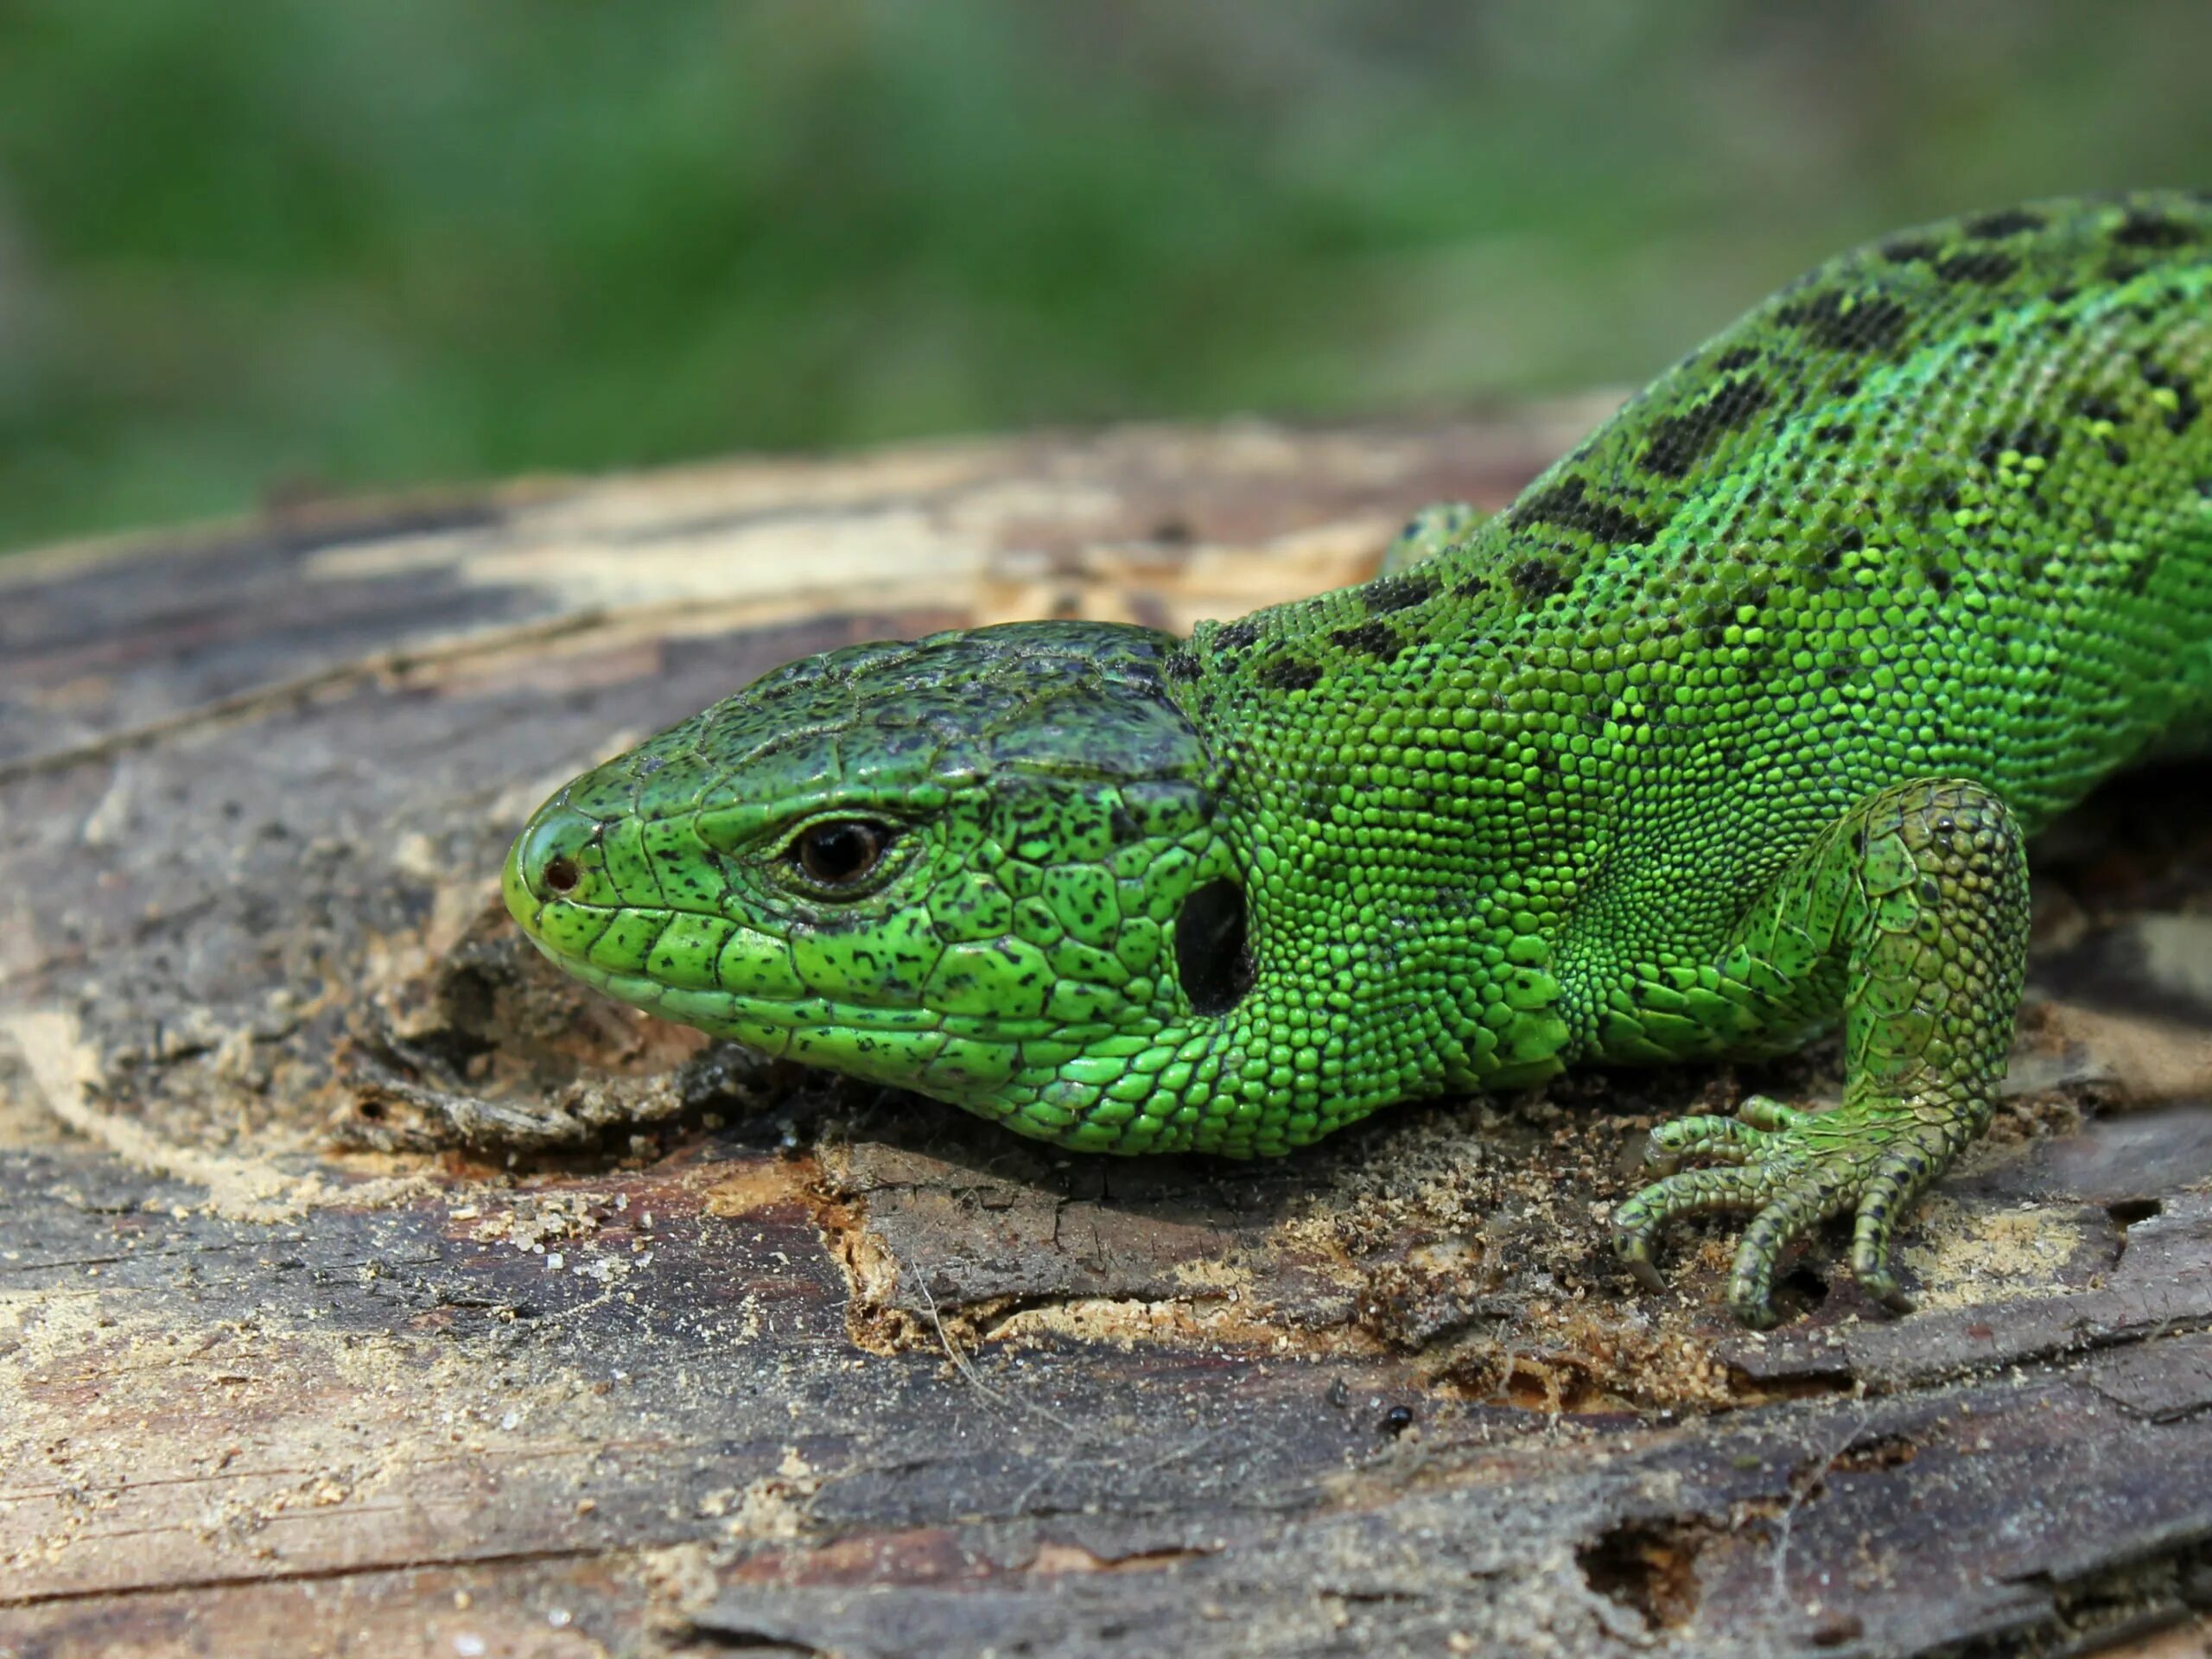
[507,192,2212,1326]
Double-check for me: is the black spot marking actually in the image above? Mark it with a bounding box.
[1880,236,1939,264]
[1904,479,1955,533]
[1216,620,1261,653]
[2103,256,2154,288]
[1328,620,1407,660]
[1509,560,1571,601]
[1935,249,2018,285]
[1640,375,1775,477]
[1777,291,1913,355]
[1713,346,1761,372]
[1921,557,1954,597]
[1834,376,1861,397]
[1815,423,1855,444]
[1975,421,2061,468]
[1164,649,1199,682]
[2048,284,2080,306]
[1109,805,1141,844]
[1965,208,2045,239]
[2075,392,2126,426]
[2113,208,2193,249]
[1174,879,1255,1016]
[1515,476,1659,545]
[1363,571,1440,613]
[1257,656,1323,692]
[2104,437,2131,467]
[2138,355,2202,434]
[1821,529,1863,571]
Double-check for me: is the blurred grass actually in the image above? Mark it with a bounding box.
[2,0,2209,551]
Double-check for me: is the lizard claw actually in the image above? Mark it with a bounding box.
[1642,1095,1808,1172]
[1611,1096,1929,1327]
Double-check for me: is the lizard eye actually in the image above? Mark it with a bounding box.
[790,819,894,893]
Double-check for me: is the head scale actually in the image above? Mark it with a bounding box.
[505,621,1250,1150]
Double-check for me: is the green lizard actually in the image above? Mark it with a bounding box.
[504,193,2212,1327]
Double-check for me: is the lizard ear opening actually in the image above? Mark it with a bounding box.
[1175,878,1256,1016]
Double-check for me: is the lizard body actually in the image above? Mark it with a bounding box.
[505,192,2212,1325]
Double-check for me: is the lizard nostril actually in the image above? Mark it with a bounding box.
[509,802,601,911]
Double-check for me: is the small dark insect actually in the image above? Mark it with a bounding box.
[793,820,893,889]
[1379,1404,1415,1437]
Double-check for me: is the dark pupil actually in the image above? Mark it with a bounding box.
[798,822,882,887]
[543,855,580,893]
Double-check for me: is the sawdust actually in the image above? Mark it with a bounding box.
[696,1446,823,1541]
[1897,1195,2092,1312]
[0,1007,433,1223]
[979,1290,1382,1356]
[0,1281,626,1590]
[701,1159,816,1218]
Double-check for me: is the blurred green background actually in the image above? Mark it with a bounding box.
[3,0,2209,553]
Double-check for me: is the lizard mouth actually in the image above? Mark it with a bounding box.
[504,828,1047,1106]
[513,920,999,1042]
[511,913,1039,1108]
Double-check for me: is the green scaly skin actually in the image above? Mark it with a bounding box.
[505,193,2212,1327]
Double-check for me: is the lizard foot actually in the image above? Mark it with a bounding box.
[1611,1093,1942,1327]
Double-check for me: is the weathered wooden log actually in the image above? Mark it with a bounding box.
[2,407,2209,1657]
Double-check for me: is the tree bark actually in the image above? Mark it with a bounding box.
[2,406,2209,1657]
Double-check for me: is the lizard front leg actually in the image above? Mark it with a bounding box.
[1609,778,2030,1327]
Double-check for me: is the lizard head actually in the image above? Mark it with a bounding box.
[503,621,1254,1149]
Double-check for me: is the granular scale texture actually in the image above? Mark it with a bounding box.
[507,193,2212,1325]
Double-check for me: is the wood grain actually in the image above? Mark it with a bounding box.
[3,406,2209,1657]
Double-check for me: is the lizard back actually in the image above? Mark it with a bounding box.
[1178,190,2212,1054]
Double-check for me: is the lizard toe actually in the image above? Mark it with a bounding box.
[1646,1109,1783,1168]
[1612,1157,1800,1297]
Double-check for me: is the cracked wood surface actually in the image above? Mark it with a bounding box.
[3,409,2211,1658]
